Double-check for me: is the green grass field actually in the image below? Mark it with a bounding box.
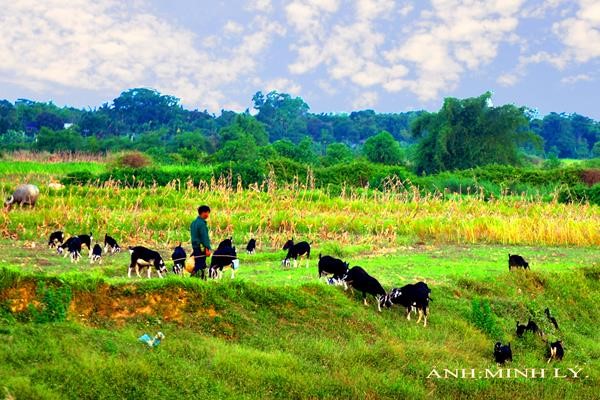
[1,161,599,399]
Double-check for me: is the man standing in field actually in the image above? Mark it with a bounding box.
[190,205,212,279]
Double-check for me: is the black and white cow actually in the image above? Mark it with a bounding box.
[128,246,167,278]
[77,233,93,254]
[341,266,386,311]
[381,282,432,326]
[318,254,349,285]
[62,236,82,263]
[545,308,560,330]
[57,237,76,257]
[509,254,529,270]
[104,234,121,254]
[171,243,187,275]
[246,238,256,254]
[494,342,512,364]
[47,231,64,249]
[90,244,103,264]
[209,240,238,279]
[282,239,311,268]
[547,340,564,363]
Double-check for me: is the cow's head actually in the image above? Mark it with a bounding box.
[379,294,393,309]
[282,239,294,250]
[155,257,167,274]
[4,195,14,210]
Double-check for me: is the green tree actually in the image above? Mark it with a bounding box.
[34,127,83,152]
[412,92,539,173]
[0,100,17,134]
[252,91,309,142]
[323,143,353,166]
[363,131,404,165]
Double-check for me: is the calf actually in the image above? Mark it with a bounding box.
[128,246,167,278]
[547,340,564,363]
[282,239,311,268]
[104,234,121,254]
[48,231,64,248]
[57,237,76,257]
[209,241,238,279]
[171,243,187,275]
[545,308,560,330]
[341,266,386,311]
[508,254,529,270]
[246,238,256,254]
[494,342,512,364]
[90,244,103,264]
[516,321,528,338]
[65,236,82,263]
[77,233,93,254]
[218,237,233,248]
[381,282,432,326]
[318,254,350,284]
[526,319,540,335]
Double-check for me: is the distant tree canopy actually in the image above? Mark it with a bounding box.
[412,92,541,174]
[363,131,404,165]
[0,88,598,173]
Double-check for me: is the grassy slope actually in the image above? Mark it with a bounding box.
[1,244,599,400]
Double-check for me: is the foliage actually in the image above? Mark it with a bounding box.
[29,282,72,323]
[471,297,502,338]
[412,92,541,173]
[362,131,404,165]
[111,151,153,169]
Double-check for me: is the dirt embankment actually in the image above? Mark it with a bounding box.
[1,281,220,327]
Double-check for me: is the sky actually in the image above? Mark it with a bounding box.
[0,0,599,118]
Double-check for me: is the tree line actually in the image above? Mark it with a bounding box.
[0,89,598,173]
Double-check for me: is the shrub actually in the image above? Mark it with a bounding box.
[110,151,152,169]
[29,282,72,323]
[471,297,502,338]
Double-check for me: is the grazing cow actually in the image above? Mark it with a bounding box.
[282,239,311,268]
[104,234,121,254]
[508,254,530,270]
[57,237,76,257]
[516,321,528,338]
[342,266,386,311]
[526,319,540,335]
[90,244,103,264]
[545,308,560,330]
[209,240,238,279]
[494,342,513,364]
[218,237,233,248]
[246,238,256,254]
[66,236,82,263]
[128,246,167,278]
[4,184,39,210]
[171,243,187,275]
[318,254,349,284]
[77,233,93,254]
[48,231,64,248]
[547,340,564,363]
[381,282,432,326]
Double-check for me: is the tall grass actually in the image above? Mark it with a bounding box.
[1,176,598,248]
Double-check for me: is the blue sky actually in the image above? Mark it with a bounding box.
[0,0,599,117]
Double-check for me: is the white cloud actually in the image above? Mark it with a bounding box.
[224,20,244,34]
[553,0,600,63]
[561,73,593,84]
[285,0,525,103]
[384,0,525,100]
[352,91,379,109]
[0,0,283,111]
[246,0,273,13]
[261,78,302,95]
[497,73,520,87]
